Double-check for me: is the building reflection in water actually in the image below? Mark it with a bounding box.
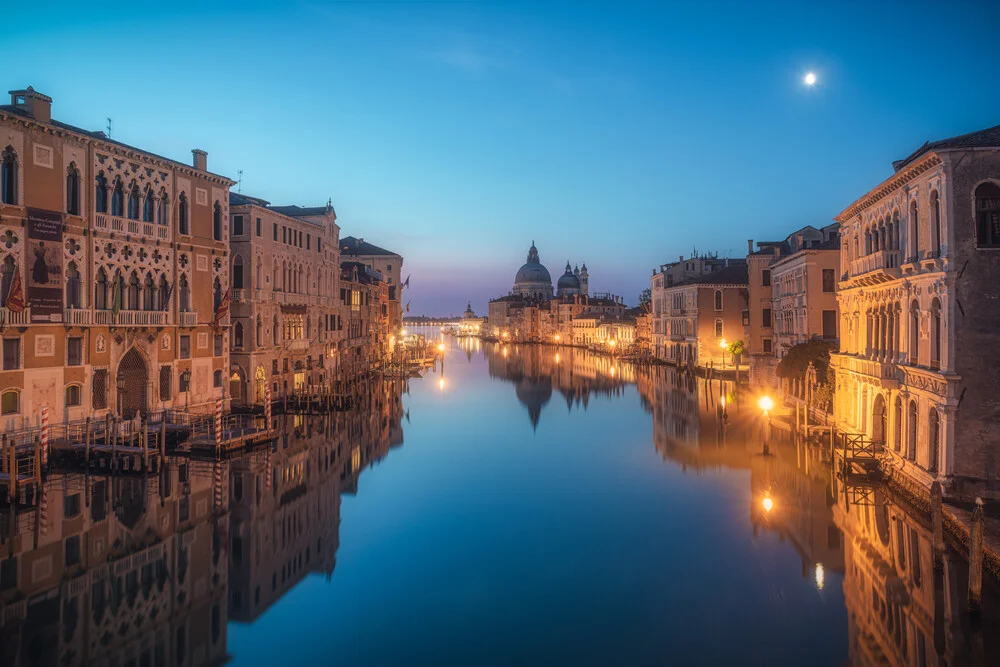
[478,340,1000,666]
[0,378,406,667]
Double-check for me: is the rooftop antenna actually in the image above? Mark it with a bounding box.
[106,117,113,138]
[237,169,243,193]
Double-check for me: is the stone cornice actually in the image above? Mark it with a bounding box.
[836,154,943,222]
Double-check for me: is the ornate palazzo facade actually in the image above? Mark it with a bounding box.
[0,87,234,428]
[831,127,1000,499]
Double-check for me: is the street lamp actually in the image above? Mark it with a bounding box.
[719,338,728,371]
[181,368,192,411]
[761,492,774,513]
[758,395,774,456]
[608,339,617,357]
[554,334,561,343]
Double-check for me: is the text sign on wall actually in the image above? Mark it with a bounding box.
[25,208,64,323]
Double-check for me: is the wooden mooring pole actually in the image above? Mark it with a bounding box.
[969,497,985,615]
[85,417,92,468]
[142,418,149,471]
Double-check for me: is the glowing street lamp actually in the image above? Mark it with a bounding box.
[762,493,774,513]
[438,377,446,391]
[758,395,774,455]
[554,334,561,343]
[719,338,728,371]
[437,343,445,353]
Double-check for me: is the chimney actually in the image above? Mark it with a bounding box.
[9,87,52,123]
[747,239,754,254]
[192,149,208,171]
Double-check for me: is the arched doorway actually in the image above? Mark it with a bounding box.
[117,348,148,419]
[230,366,246,404]
[872,393,886,450]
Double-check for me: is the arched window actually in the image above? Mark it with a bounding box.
[714,290,722,311]
[272,315,279,345]
[928,409,940,473]
[158,191,169,226]
[233,256,244,290]
[975,182,1000,248]
[143,273,155,311]
[930,298,941,369]
[907,400,918,461]
[127,183,141,220]
[66,262,82,308]
[179,274,191,312]
[909,300,920,364]
[178,193,189,235]
[909,199,919,260]
[111,179,125,217]
[142,187,155,223]
[158,274,169,310]
[1,389,19,415]
[1,146,18,205]
[213,202,223,241]
[127,272,140,310]
[95,172,108,213]
[0,255,15,307]
[66,163,80,215]
[930,190,941,256]
[94,267,108,310]
[234,321,244,349]
[714,319,723,338]
[864,227,872,255]
[65,384,82,408]
[893,397,903,452]
[256,316,262,345]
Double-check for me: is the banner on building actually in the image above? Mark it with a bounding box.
[25,208,64,323]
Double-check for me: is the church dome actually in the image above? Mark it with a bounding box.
[513,242,553,297]
[557,262,580,290]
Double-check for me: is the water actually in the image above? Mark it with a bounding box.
[3,329,998,666]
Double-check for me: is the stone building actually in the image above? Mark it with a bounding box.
[0,86,234,428]
[339,261,389,377]
[228,193,341,403]
[653,263,748,368]
[744,224,840,388]
[830,123,1000,499]
[340,235,404,333]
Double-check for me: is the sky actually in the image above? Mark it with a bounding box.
[4,0,1000,315]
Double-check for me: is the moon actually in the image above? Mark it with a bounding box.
[804,72,817,86]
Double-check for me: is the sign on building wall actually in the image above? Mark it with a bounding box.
[26,208,64,323]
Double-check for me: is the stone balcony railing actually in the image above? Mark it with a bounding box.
[0,306,29,326]
[94,213,171,242]
[63,308,91,325]
[832,353,899,388]
[178,311,199,327]
[848,250,901,284]
[94,309,170,326]
[232,289,247,303]
[287,339,310,352]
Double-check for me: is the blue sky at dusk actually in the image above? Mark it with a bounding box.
[5,0,999,315]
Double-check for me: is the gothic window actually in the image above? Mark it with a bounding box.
[893,397,903,452]
[127,272,140,310]
[178,193,189,235]
[66,163,80,215]
[909,200,919,260]
[909,300,920,364]
[127,183,141,221]
[213,202,223,241]
[714,290,722,311]
[179,274,191,312]
[142,187,155,222]
[714,319,723,338]
[111,179,124,217]
[907,400,918,461]
[232,255,244,289]
[95,172,108,213]
[158,190,170,226]
[94,268,108,310]
[143,273,155,311]
[66,262,82,308]
[1,146,17,205]
[975,182,1000,248]
[930,190,941,256]
[158,274,169,310]
[930,298,941,369]
[0,256,14,307]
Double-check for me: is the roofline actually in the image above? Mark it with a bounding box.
[769,246,839,269]
[0,108,236,187]
[835,152,943,222]
[229,200,325,227]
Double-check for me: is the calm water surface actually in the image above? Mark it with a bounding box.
[4,328,999,666]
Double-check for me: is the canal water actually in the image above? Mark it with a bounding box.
[2,328,998,666]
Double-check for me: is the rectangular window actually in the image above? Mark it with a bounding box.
[306,234,310,250]
[92,369,108,409]
[822,268,836,293]
[256,217,262,237]
[762,308,772,328]
[317,239,321,252]
[763,338,773,354]
[762,269,771,287]
[159,366,172,401]
[232,214,244,236]
[822,310,837,339]
[272,359,279,375]
[179,335,191,359]
[273,223,278,241]
[65,385,81,407]
[214,334,223,357]
[67,337,83,366]
[2,338,19,370]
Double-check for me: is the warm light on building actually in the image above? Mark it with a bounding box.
[814,563,825,591]
[762,495,774,513]
[758,396,774,414]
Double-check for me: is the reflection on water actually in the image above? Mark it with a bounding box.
[1,336,998,665]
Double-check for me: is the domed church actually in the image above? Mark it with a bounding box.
[511,242,589,301]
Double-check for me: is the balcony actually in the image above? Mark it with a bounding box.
[848,250,901,286]
[232,289,247,303]
[832,353,899,389]
[94,213,171,243]
[287,339,310,352]
[178,311,199,327]
[63,308,91,325]
[0,306,29,326]
[93,309,170,326]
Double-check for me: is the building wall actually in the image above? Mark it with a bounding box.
[770,248,839,357]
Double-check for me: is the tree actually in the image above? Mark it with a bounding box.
[638,288,652,312]
[725,339,745,365]
[776,339,835,400]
